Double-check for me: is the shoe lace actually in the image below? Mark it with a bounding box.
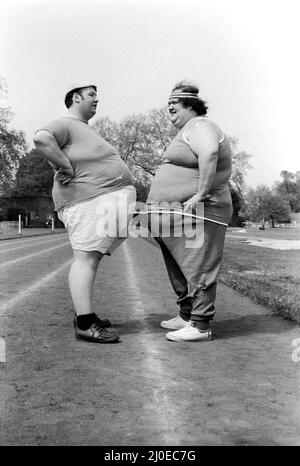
[95,316,108,324]
[93,323,110,335]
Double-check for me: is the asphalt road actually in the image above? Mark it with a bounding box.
[0,234,299,446]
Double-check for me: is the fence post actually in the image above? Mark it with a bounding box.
[18,214,22,235]
[0,338,6,363]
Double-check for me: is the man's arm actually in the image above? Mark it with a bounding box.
[33,130,75,178]
[183,121,219,208]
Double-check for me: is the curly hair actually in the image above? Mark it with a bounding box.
[171,80,208,116]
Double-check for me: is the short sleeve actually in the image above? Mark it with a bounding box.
[36,119,69,149]
[183,120,220,158]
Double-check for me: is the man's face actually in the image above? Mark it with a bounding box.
[76,87,99,119]
[167,98,191,129]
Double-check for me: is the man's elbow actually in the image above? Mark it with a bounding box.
[33,131,54,158]
[33,130,47,147]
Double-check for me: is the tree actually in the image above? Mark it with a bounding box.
[91,116,119,148]
[4,205,27,221]
[226,137,252,226]
[0,78,27,196]
[228,137,252,194]
[275,170,300,212]
[13,149,54,196]
[242,185,291,227]
[229,187,246,227]
[93,108,174,172]
[93,108,174,200]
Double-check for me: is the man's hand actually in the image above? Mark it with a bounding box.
[55,166,75,185]
[183,193,211,210]
[33,131,74,179]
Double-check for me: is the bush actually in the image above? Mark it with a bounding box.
[4,205,27,221]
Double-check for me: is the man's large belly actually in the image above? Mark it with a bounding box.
[147,163,199,203]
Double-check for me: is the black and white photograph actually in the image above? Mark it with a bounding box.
[0,0,299,450]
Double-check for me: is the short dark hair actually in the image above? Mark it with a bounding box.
[171,80,208,116]
[64,88,84,109]
[64,85,97,109]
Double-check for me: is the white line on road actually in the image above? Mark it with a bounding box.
[0,259,73,314]
[0,236,68,255]
[0,233,67,248]
[122,241,181,444]
[0,242,70,268]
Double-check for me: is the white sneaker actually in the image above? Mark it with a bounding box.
[160,314,189,330]
[166,321,213,342]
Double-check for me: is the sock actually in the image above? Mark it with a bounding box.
[76,313,97,330]
[179,312,191,322]
[191,320,210,331]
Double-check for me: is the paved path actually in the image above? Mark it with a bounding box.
[0,235,299,445]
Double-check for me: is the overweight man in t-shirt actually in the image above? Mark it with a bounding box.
[33,83,136,344]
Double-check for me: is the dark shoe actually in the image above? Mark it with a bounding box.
[94,315,111,328]
[73,314,112,329]
[75,323,120,344]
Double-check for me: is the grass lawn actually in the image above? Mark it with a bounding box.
[219,230,300,323]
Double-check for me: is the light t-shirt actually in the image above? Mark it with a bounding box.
[38,116,134,211]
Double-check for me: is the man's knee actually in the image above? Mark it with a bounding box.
[72,249,103,266]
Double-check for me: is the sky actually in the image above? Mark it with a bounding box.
[1,0,299,188]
